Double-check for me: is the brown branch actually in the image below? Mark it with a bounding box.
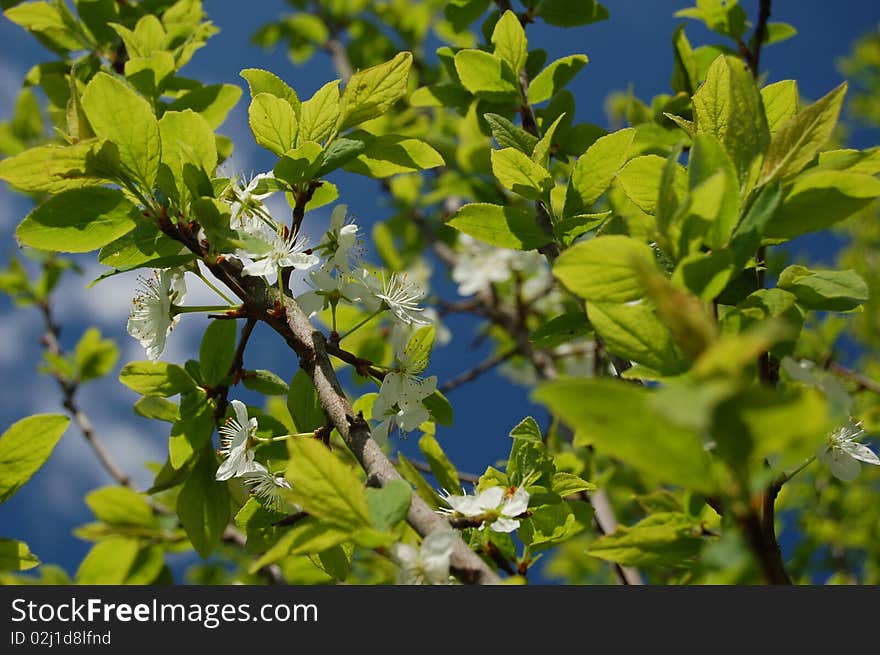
[162,220,501,585]
[440,348,517,393]
[38,300,132,488]
[825,360,880,395]
[748,0,772,77]
[213,316,258,421]
[38,295,282,584]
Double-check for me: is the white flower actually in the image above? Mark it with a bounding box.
[390,529,454,585]
[216,400,259,481]
[240,462,299,513]
[370,325,438,440]
[126,268,186,361]
[239,230,320,280]
[371,373,437,443]
[227,172,275,237]
[359,270,431,326]
[296,268,364,318]
[319,204,361,272]
[440,486,530,533]
[818,421,880,481]
[451,234,517,296]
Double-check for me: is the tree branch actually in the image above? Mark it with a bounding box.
[440,348,517,393]
[38,300,132,488]
[162,220,501,584]
[825,360,880,395]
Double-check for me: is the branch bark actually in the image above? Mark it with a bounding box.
[165,222,501,584]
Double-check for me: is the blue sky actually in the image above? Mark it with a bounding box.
[0,1,878,582]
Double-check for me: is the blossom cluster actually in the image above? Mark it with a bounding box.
[125,172,441,442]
[215,400,295,511]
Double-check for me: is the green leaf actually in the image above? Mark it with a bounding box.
[365,479,412,531]
[616,155,687,214]
[483,112,538,155]
[729,183,782,269]
[492,10,527,75]
[534,378,715,492]
[761,82,847,183]
[509,416,543,443]
[287,370,324,432]
[16,187,137,253]
[249,519,350,572]
[538,0,609,27]
[423,390,454,427]
[764,170,880,240]
[286,438,370,530]
[316,544,351,581]
[418,434,460,493]
[125,51,175,99]
[0,414,69,503]
[671,25,698,95]
[75,537,140,584]
[298,80,340,145]
[532,113,565,168]
[119,361,195,397]
[338,52,412,130]
[587,301,688,375]
[133,396,179,423]
[454,49,519,102]
[249,92,298,156]
[199,320,237,387]
[169,407,214,469]
[530,312,591,349]
[0,539,40,572]
[712,387,830,472]
[672,250,735,302]
[97,221,188,270]
[588,513,705,568]
[554,235,656,303]
[85,486,156,528]
[520,499,592,548]
[692,55,768,190]
[551,472,596,496]
[177,449,231,558]
[240,68,300,114]
[274,141,324,185]
[528,55,588,105]
[564,128,635,216]
[124,545,166,584]
[490,147,552,199]
[447,203,550,250]
[81,72,160,188]
[5,1,86,51]
[761,80,798,134]
[397,453,443,509]
[166,84,242,129]
[157,109,217,204]
[74,327,119,382]
[688,133,739,249]
[344,134,444,178]
[777,265,869,312]
[242,370,289,396]
[0,139,116,193]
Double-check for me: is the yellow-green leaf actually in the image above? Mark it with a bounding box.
[81,72,160,188]
[339,52,412,130]
[0,414,70,503]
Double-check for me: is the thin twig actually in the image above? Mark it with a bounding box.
[825,360,880,395]
[38,300,132,488]
[440,348,517,393]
